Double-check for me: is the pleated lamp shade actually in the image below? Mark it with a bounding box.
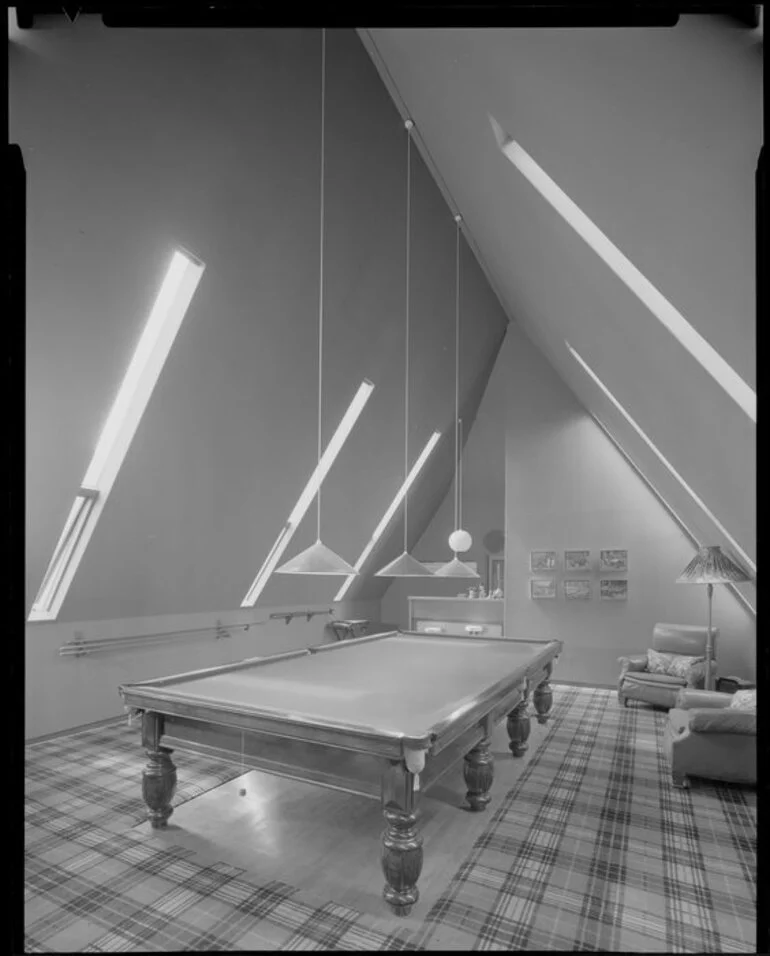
[433,556,480,578]
[676,546,750,585]
[375,550,433,577]
[275,538,358,575]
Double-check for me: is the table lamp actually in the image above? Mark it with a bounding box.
[676,546,750,690]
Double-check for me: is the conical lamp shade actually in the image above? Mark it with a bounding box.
[275,539,357,575]
[676,546,750,584]
[375,550,434,577]
[433,556,480,578]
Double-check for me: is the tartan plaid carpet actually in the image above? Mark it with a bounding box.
[24,686,756,952]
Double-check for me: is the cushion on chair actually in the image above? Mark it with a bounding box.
[668,655,706,679]
[684,660,707,688]
[729,689,757,712]
[647,648,704,677]
[689,708,756,735]
[647,648,674,674]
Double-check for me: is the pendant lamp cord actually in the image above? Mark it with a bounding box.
[403,125,412,553]
[316,28,326,542]
[453,216,461,541]
[458,417,463,530]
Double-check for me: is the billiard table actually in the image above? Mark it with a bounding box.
[119,630,561,916]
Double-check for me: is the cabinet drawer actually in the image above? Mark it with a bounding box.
[415,620,503,638]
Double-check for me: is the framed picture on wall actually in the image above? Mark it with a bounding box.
[530,550,557,572]
[600,549,628,573]
[564,549,591,572]
[530,578,556,600]
[600,579,628,601]
[487,555,505,593]
[564,579,592,600]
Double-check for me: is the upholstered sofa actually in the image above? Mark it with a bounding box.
[618,623,715,709]
[666,688,756,787]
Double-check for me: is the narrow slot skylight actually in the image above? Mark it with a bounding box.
[241,379,375,606]
[567,341,756,574]
[29,248,205,622]
[593,415,755,616]
[490,117,756,423]
[334,429,441,601]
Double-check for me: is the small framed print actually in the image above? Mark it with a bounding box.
[564,579,591,600]
[600,578,628,601]
[600,549,628,573]
[530,577,556,600]
[564,549,591,572]
[530,550,557,572]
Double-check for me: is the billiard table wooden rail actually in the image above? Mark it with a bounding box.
[121,631,558,756]
[119,630,562,916]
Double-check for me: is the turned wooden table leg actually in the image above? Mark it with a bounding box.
[463,736,494,811]
[533,664,554,725]
[506,687,531,757]
[142,713,177,829]
[381,759,423,916]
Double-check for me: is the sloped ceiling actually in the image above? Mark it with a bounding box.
[361,17,758,594]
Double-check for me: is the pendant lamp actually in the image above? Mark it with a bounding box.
[276,29,356,576]
[376,120,434,578]
[435,215,479,579]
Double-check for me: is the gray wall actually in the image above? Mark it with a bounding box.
[381,330,507,625]
[366,18,758,607]
[14,21,507,622]
[386,321,754,684]
[500,325,755,685]
[13,19,508,736]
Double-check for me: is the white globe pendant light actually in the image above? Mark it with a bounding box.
[449,529,472,553]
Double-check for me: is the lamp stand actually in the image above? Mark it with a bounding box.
[705,582,714,691]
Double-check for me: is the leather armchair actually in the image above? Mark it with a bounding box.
[666,688,756,787]
[618,623,716,709]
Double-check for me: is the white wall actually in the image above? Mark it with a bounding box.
[13,19,509,737]
[383,319,754,685]
[12,19,507,622]
[381,333,507,628]
[500,325,754,685]
[25,600,380,740]
[366,17,758,591]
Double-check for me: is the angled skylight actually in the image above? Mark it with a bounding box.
[241,379,375,607]
[29,248,205,622]
[334,429,442,602]
[567,341,755,574]
[490,117,756,423]
[593,415,755,616]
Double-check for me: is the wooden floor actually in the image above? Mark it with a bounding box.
[137,715,551,928]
